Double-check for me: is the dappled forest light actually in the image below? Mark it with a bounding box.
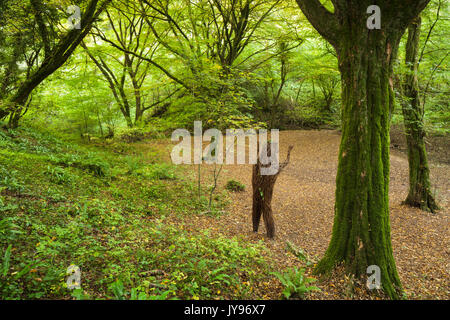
[0,0,448,303]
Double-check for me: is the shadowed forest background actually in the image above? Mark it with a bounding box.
[0,0,448,300]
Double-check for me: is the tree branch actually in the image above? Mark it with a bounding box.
[295,0,339,47]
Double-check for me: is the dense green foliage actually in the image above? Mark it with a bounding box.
[0,1,447,134]
[0,126,274,299]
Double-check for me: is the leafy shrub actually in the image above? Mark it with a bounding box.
[147,163,177,180]
[106,280,171,300]
[0,168,25,193]
[49,153,110,177]
[286,241,314,267]
[0,130,13,149]
[225,179,245,192]
[0,217,22,242]
[78,157,110,177]
[44,166,72,185]
[48,153,82,167]
[118,128,147,143]
[0,196,18,213]
[272,267,320,299]
[146,68,265,132]
[125,156,144,175]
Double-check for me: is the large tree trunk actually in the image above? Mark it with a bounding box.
[315,29,402,299]
[401,17,438,213]
[296,0,431,299]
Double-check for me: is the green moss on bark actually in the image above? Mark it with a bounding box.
[314,27,403,300]
[401,17,439,213]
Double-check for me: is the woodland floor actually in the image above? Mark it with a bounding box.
[157,129,449,300]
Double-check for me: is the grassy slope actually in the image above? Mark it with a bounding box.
[0,126,272,300]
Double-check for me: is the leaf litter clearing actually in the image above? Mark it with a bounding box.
[164,130,449,300]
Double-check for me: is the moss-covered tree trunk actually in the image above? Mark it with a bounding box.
[296,0,431,299]
[316,31,403,299]
[401,17,439,213]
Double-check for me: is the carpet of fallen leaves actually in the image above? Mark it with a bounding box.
[168,130,449,300]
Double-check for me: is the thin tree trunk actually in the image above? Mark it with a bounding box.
[97,110,104,137]
[401,17,438,213]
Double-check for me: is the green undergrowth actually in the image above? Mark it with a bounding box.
[0,126,272,300]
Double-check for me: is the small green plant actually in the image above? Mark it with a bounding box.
[44,187,68,203]
[71,288,91,300]
[118,128,146,143]
[225,179,245,192]
[49,153,110,177]
[2,244,12,277]
[0,168,25,193]
[125,156,144,175]
[0,194,18,213]
[286,241,314,267]
[0,217,22,241]
[108,279,173,300]
[272,267,320,299]
[109,279,126,300]
[79,154,110,177]
[44,166,72,185]
[148,163,177,180]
